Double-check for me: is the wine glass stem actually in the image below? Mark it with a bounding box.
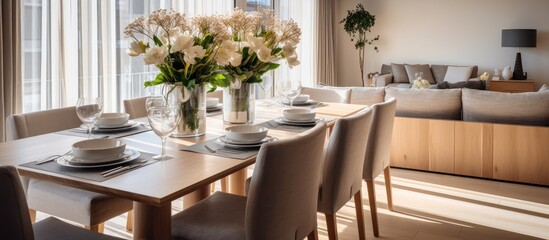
[161,138,167,157]
[88,125,92,139]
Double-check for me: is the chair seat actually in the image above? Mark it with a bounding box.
[33,217,122,240]
[172,192,246,240]
[27,179,133,226]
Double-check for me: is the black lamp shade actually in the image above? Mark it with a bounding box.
[501,29,537,48]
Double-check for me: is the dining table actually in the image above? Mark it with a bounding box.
[1,100,366,240]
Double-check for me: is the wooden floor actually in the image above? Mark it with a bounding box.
[35,168,549,239]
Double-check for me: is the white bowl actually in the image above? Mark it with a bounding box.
[225,125,268,142]
[283,108,316,121]
[72,139,126,161]
[96,113,129,127]
[292,94,310,104]
[206,98,219,108]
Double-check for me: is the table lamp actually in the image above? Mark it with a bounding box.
[501,29,537,80]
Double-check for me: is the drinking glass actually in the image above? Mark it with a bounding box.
[76,97,103,139]
[283,80,302,108]
[414,72,424,80]
[275,79,291,106]
[147,100,181,160]
[259,74,273,98]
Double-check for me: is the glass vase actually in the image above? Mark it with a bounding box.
[170,84,206,137]
[223,83,255,124]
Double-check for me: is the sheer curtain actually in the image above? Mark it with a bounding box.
[274,0,318,88]
[21,0,233,113]
[315,0,337,86]
[1,0,22,142]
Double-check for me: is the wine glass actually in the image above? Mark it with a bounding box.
[414,72,424,80]
[259,74,273,98]
[275,79,291,106]
[283,80,302,108]
[147,100,181,160]
[76,97,103,139]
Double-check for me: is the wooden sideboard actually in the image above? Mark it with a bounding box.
[488,80,535,93]
[390,117,549,186]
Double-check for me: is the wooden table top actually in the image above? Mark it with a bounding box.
[1,101,366,207]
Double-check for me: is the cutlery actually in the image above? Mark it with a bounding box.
[204,144,243,154]
[101,160,148,177]
[35,150,72,165]
[100,159,147,175]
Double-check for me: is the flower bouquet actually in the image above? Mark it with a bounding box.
[218,8,302,124]
[124,9,232,136]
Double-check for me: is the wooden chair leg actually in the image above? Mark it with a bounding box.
[126,210,134,231]
[221,177,228,192]
[307,228,319,240]
[325,213,338,240]
[85,223,105,233]
[366,179,380,237]
[353,190,367,240]
[384,167,394,211]
[29,209,37,223]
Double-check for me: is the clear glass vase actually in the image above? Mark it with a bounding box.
[170,84,206,137]
[223,83,255,124]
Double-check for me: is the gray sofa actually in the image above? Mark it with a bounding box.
[374,64,479,88]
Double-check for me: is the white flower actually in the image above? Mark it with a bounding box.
[230,79,241,89]
[171,34,194,53]
[246,34,267,52]
[143,46,168,65]
[161,28,181,45]
[183,45,206,64]
[256,47,280,63]
[282,42,297,58]
[215,41,242,66]
[127,41,144,56]
[286,54,300,68]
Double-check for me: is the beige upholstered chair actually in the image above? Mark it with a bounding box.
[301,87,351,103]
[0,165,122,240]
[171,123,328,240]
[123,97,148,119]
[362,97,397,237]
[317,107,373,240]
[5,107,133,232]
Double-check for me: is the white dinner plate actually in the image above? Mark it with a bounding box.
[95,120,137,129]
[79,121,140,133]
[206,104,223,112]
[57,149,141,168]
[217,136,276,148]
[274,117,323,126]
[219,135,275,145]
[282,100,318,106]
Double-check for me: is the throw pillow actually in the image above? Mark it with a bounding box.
[385,87,462,120]
[404,64,435,84]
[462,88,549,126]
[444,66,473,83]
[391,63,409,83]
[539,84,549,92]
[435,81,486,90]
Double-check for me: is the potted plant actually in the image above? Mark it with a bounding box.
[340,3,380,87]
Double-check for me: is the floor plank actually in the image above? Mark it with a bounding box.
[34,168,549,239]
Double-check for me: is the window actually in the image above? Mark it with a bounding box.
[21,0,315,113]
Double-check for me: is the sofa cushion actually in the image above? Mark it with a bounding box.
[431,65,479,83]
[404,64,436,84]
[444,66,474,83]
[539,84,549,92]
[350,87,385,105]
[462,88,549,126]
[385,88,462,120]
[391,64,409,83]
[381,64,392,75]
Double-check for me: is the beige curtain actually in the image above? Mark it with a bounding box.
[316,0,337,86]
[0,0,22,142]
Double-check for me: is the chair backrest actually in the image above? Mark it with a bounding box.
[123,97,148,119]
[6,106,82,141]
[318,107,373,214]
[246,122,327,240]
[0,166,34,240]
[363,98,397,180]
[301,87,351,103]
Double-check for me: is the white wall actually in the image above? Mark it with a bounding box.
[336,0,549,89]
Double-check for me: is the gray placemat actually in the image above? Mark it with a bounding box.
[20,152,157,182]
[181,138,259,160]
[56,125,151,139]
[256,118,335,133]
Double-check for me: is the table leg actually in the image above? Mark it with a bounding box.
[183,184,212,209]
[133,201,171,240]
[228,169,247,195]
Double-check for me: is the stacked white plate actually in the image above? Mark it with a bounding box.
[274,117,323,126]
[57,139,141,168]
[206,98,222,112]
[80,120,140,133]
[218,125,275,148]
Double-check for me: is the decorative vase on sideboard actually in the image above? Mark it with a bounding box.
[502,66,512,80]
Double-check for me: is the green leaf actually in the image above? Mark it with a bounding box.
[144,73,166,87]
[153,35,163,47]
[267,63,280,71]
